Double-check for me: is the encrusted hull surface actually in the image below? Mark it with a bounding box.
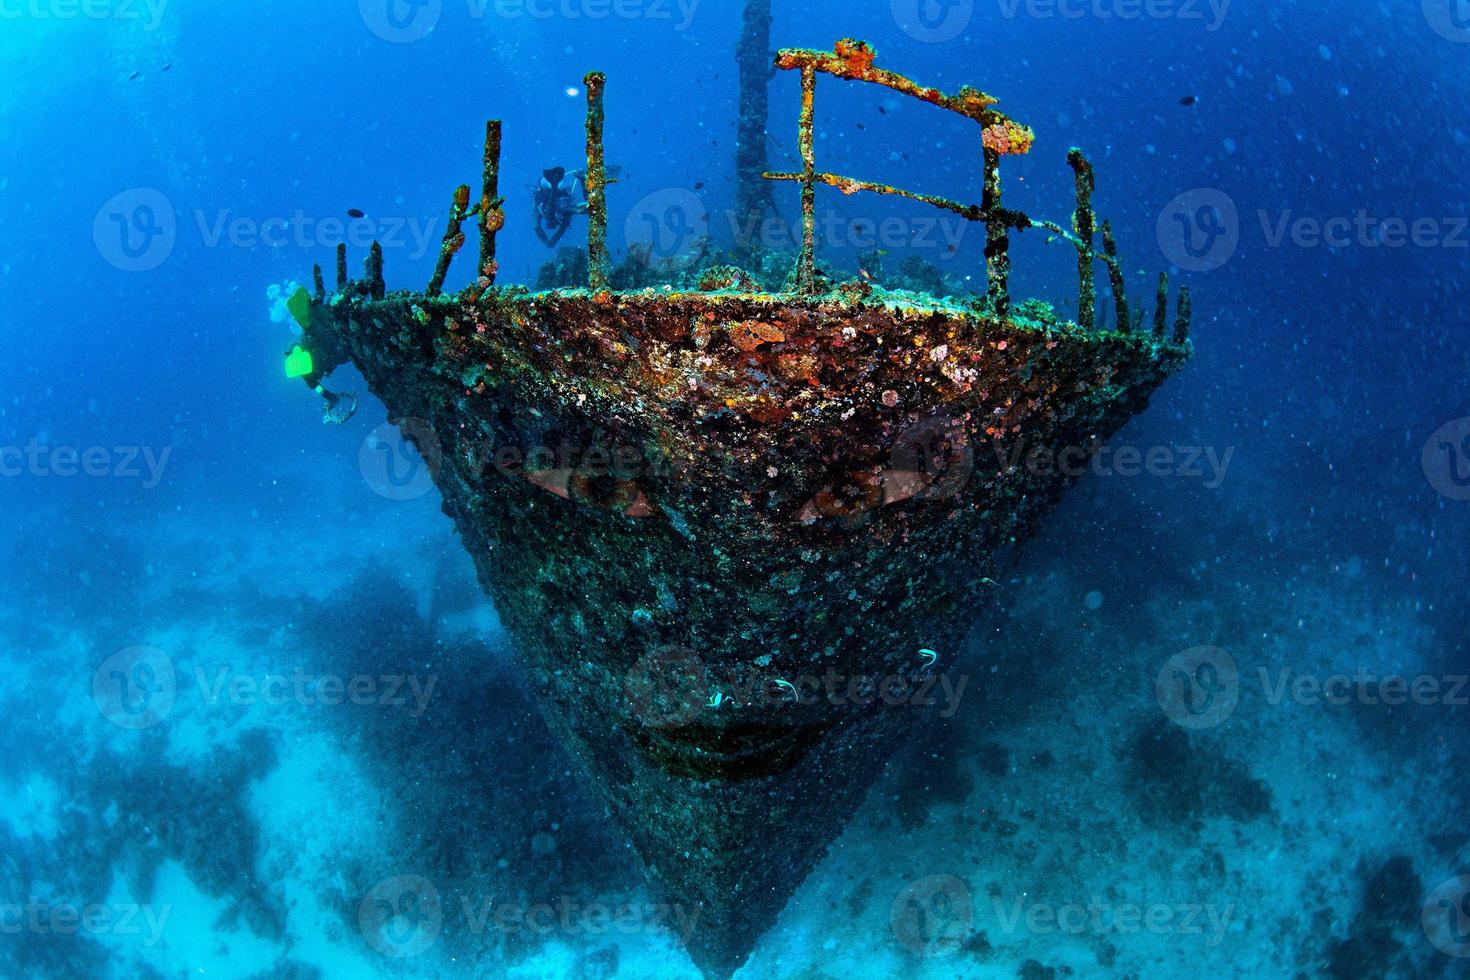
[300,283,1188,977]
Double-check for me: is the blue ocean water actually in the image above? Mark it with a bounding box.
[1,1,1469,977]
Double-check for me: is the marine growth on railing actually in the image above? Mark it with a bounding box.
[763,38,1192,341]
[318,39,1192,345]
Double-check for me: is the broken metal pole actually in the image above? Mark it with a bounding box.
[336,243,348,290]
[1101,220,1130,333]
[1068,149,1096,331]
[313,264,325,302]
[428,184,471,298]
[1154,272,1169,337]
[584,72,609,291]
[1174,285,1192,344]
[480,119,504,284]
[367,241,385,300]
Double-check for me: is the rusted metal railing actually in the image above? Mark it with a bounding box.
[369,46,1192,342]
[763,39,1192,342]
[764,39,1034,309]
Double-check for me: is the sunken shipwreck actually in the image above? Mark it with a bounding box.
[284,37,1192,979]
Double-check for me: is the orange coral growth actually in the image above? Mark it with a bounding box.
[834,38,876,75]
[481,199,505,235]
[982,121,1035,156]
[728,320,787,351]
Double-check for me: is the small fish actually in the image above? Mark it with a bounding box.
[856,122,866,130]
[878,105,888,115]
[693,182,705,190]
[128,70,140,80]
[162,64,172,72]
[1180,95,1198,107]
[347,208,366,219]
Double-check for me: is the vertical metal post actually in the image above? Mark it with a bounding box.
[1153,272,1169,337]
[335,243,348,290]
[480,119,503,284]
[428,185,471,298]
[1101,221,1129,333]
[983,146,1009,315]
[735,0,775,259]
[366,241,385,300]
[1067,149,1096,331]
[1173,285,1192,344]
[584,72,609,291]
[798,64,817,295]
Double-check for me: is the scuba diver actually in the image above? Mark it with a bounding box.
[532,166,587,248]
[531,164,621,248]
